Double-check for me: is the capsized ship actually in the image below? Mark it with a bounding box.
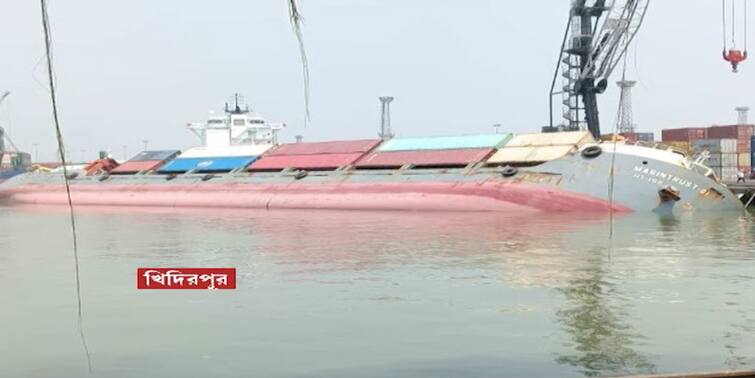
[0,98,745,213]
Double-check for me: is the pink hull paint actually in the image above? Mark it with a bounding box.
[0,181,632,213]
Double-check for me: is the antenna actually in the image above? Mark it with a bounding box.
[379,96,395,140]
[616,79,637,133]
[226,93,250,114]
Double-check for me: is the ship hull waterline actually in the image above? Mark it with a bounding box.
[0,181,631,213]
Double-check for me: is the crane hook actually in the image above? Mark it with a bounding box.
[722,0,749,73]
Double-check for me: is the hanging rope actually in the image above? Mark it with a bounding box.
[39,0,92,373]
[608,45,631,247]
[287,0,310,127]
[733,0,737,47]
[744,0,748,51]
[723,0,729,49]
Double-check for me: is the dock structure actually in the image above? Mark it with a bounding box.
[725,181,755,208]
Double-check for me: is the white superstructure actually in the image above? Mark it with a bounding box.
[187,94,285,147]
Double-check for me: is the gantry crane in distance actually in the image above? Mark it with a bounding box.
[549,0,650,138]
[0,90,13,155]
[0,90,24,156]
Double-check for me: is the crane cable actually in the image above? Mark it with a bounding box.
[723,0,749,50]
[733,0,737,47]
[745,0,748,51]
[608,38,632,247]
[723,0,729,49]
[287,0,310,127]
[39,0,92,373]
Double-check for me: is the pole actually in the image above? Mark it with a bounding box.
[745,191,755,208]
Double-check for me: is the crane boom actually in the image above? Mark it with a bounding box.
[549,0,650,138]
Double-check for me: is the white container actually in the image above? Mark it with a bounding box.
[505,131,594,148]
[738,152,751,168]
[707,153,737,167]
[720,167,739,181]
[692,139,737,154]
[487,145,577,164]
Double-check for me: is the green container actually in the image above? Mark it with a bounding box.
[378,134,512,152]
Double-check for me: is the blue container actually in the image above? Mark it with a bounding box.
[159,156,257,173]
[378,134,512,152]
[0,169,24,180]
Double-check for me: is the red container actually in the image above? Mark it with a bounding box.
[707,125,754,152]
[267,139,381,156]
[619,133,640,143]
[707,125,752,138]
[110,160,166,174]
[249,153,365,171]
[708,125,755,154]
[356,148,494,168]
[661,128,707,142]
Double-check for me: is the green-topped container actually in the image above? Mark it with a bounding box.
[377,134,512,152]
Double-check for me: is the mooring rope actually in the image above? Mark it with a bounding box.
[287,0,310,127]
[608,53,630,250]
[39,0,92,372]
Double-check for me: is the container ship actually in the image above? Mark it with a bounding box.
[2,2,747,213]
[0,98,745,213]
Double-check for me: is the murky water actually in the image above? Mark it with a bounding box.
[1,205,754,377]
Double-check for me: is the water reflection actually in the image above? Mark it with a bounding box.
[555,246,655,377]
[1,206,754,377]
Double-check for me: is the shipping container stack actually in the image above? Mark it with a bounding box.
[662,124,755,181]
[248,139,382,171]
[660,128,708,154]
[356,134,511,168]
[692,139,738,181]
[707,125,754,176]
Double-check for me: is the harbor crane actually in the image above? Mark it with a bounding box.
[549,0,650,138]
[0,91,23,156]
[0,90,17,154]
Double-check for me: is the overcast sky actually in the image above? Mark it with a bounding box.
[0,0,752,162]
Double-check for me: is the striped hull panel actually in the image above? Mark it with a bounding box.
[0,181,630,213]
